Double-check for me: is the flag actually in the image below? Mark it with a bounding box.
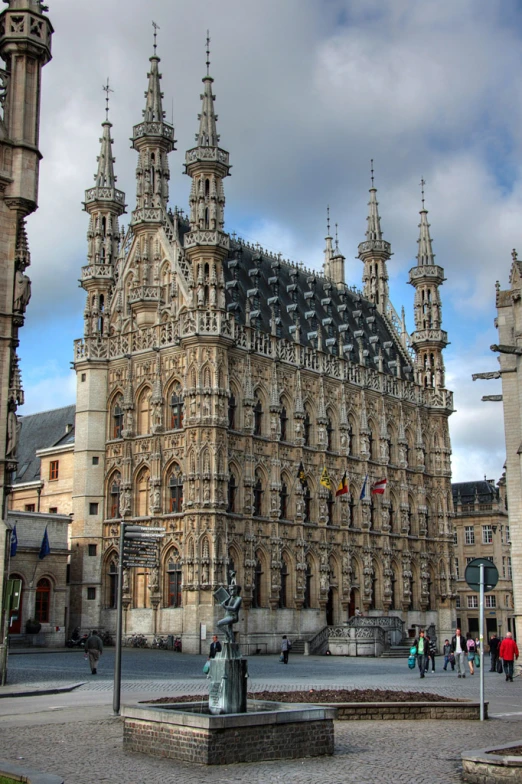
[359,475,368,500]
[38,526,50,560]
[371,478,387,495]
[297,461,306,487]
[10,524,17,557]
[320,466,333,491]
[335,472,348,497]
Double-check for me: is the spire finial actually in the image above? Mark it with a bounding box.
[206,29,211,76]
[327,204,330,236]
[370,158,374,187]
[152,20,160,55]
[102,78,113,122]
[420,177,426,209]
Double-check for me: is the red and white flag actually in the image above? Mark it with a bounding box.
[371,478,387,495]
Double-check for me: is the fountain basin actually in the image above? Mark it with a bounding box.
[123,700,335,765]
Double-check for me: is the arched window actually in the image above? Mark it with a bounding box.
[370,496,377,528]
[279,556,289,608]
[227,473,237,513]
[348,494,355,527]
[136,467,150,517]
[303,481,311,523]
[35,578,50,623]
[112,396,123,439]
[303,559,313,609]
[166,553,182,607]
[253,472,263,517]
[303,411,311,446]
[168,467,183,513]
[252,556,263,608]
[137,388,151,435]
[170,384,183,430]
[108,559,118,609]
[109,472,121,518]
[254,394,263,436]
[279,480,288,519]
[228,394,237,429]
[280,406,288,441]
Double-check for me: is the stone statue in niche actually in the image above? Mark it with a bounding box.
[6,410,20,457]
[13,269,31,313]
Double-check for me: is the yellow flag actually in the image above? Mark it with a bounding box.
[320,466,332,491]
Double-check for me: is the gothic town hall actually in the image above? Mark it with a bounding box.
[70,42,456,653]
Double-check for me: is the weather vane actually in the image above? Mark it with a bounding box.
[420,177,426,209]
[102,78,113,121]
[152,20,160,54]
[206,30,211,75]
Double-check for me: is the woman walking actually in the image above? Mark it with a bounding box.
[466,632,476,675]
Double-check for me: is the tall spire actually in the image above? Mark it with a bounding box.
[195,31,220,148]
[131,24,176,215]
[323,205,334,274]
[408,179,447,389]
[94,80,117,189]
[358,161,391,312]
[416,178,435,266]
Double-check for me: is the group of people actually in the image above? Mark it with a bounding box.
[413,627,519,682]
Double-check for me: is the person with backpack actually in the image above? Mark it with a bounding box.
[413,630,429,678]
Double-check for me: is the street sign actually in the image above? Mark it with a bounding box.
[124,526,166,533]
[124,532,165,540]
[123,562,158,568]
[465,557,499,593]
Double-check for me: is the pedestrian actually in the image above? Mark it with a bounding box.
[442,639,454,671]
[413,629,429,678]
[281,635,291,664]
[499,631,519,682]
[209,634,222,659]
[466,632,476,675]
[488,633,500,672]
[84,629,103,675]
[451,627,467,678]
[428,635,437,673]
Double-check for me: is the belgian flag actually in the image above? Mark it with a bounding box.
[335,472,348,497]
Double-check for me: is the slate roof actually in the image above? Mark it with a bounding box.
[451,480,498,507]
[14,405,76,485]
[221,239,411,379]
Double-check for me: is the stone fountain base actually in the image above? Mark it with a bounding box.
[122,700,335,765]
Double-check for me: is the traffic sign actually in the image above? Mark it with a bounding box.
[465,558,499,593]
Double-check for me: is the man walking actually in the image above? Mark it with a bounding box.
[499,631,519,682]
[281,635,291,664]
[84,630,103,675]
[451,627,467,678]
[414,630,429,678]
[488,633,500,672]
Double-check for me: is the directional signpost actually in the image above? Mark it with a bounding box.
[465,557,499,722]
[113,522,165,715]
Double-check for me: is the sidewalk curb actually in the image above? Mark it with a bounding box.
[0,681,85,699]
[0,758,64,784]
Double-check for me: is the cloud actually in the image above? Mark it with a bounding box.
[15,0,522,485]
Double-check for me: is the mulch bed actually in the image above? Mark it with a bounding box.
[144,689,459,705]
[488,745,522,757]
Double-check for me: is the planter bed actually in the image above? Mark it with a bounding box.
[462,741,522,782]
[146,689,484,721]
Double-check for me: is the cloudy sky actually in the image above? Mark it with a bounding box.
[19,0,520,483]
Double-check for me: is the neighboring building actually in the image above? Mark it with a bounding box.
[492,251,522,643]
[70,42,456,653]
[452,477,514,640]
[0,1,53,676]
[7,510,70,646]
[8,405,75,515]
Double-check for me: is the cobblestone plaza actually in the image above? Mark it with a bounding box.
[1,651,521,782]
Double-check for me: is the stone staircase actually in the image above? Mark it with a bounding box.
[380,641,413,658]
[289,638,306,655]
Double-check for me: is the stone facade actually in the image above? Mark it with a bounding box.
[452,477,514,639]
[0,0,52,672]
[492,255,522,642]
[70,43,456,652]
[7,510,70,645]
